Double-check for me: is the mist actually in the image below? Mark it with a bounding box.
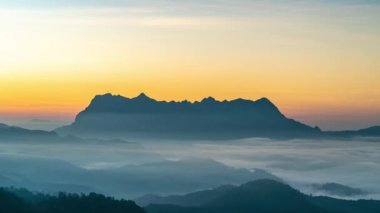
[0,137,379,200]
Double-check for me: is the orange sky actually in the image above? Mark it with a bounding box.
[0,1,379,130]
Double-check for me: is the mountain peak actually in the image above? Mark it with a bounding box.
[136,92,148,98]
[256,97,274,106]
[201,96,217,104]
[133,92,155,102]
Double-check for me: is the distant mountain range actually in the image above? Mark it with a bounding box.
[0,123,58,142]
[310,183,368,197]
[141,179,380,213]
[55,93,380,140]
[0,123,137,145]
[326,126,380,139]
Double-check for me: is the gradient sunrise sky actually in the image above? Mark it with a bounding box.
[0,0,379,130]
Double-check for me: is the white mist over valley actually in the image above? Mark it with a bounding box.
[0,137,379,200]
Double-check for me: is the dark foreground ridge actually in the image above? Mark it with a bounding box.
[141,179,380,213]
[1,180,379,213]
[0,187,145,213]
[56,93,321,140]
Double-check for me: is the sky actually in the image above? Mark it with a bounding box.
[0,0,379,130]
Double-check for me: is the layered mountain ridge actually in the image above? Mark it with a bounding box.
[1,93,379,141]
[0,123,58,142]
[143,179,380,213]
[56,93,321,139]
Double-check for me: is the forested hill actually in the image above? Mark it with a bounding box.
[0,187,145,213]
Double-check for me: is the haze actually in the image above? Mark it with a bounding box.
[0,138,379,200]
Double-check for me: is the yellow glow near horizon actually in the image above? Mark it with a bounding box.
[0,4,379,130]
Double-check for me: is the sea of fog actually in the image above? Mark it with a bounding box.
[0,138,379,199]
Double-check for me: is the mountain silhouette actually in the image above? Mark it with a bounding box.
[56,93,321,139]
[135,184,236,207]
[0,123,141,146]
[143,179,380,213]
[0,123,58,142]
[136,168,282,207]
[144,179,325,213]
[327,126,380,138]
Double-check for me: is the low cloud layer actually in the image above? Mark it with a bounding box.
[0,138,379,199]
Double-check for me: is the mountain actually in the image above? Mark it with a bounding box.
[0,187,145,213]
[0,122,140,146]
[309,196,380,213]
[143,179,380,213]
[327,126,380,138]
[56,93,321,140]
[0,123,58,142]
[135,184,235,207]
[311,183,368,197]
[145,179,325,213]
